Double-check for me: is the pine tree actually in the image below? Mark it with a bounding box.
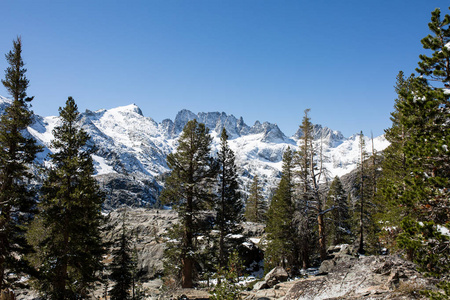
[416,7,450,87]
[377,71,414,251]
[411,7,450,286]
[215,128,243,269]
[244,175,266,223]
[0,37,41,290]
[325,176,351,246]
[160,119,218,288]
[37,97,105,299]
[396,78,449,275]
[295,109,329,262]
[110,213,133,300]
[348,132,382,255]
[380,70,449,276]
[265,147,295,272]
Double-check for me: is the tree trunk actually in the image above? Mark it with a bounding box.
[182,257,194,288]
[182,190,194,288]
[318,214,327,260]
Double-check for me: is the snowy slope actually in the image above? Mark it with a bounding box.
[0,96,390,207]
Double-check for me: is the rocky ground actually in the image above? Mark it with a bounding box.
[9,208,444,299]
[243,244,440,300]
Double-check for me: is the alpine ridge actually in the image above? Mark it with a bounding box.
[0,97,390,209]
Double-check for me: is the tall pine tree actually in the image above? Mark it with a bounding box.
[160,119,218,288]
[0,37,41,290]
[110,212,133,300]
[215,128,243,269]
[377,71,415,252]
[37,97,105,299]
[390,77,448,275]
[265,147,296,272]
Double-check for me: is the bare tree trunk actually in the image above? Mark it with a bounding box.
[318,213,327,260]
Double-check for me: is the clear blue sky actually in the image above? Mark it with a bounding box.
[1,0,448,137]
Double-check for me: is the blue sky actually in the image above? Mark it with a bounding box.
[1,0,449,137]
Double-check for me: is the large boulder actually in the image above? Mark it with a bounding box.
[264,266,289,288]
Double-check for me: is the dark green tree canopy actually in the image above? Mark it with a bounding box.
[161,119,218,288]
[215,128,243,268]
[265,147,296,271]
[0,37,41,290]
[110,213,133,300]
[416,7,450,87]
[37,97,105,299]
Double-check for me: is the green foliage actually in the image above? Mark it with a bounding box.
[110,213,133,300]
[160,119,218,288]
[350,131,383,255]
[422,281,450,300]
[0,37,41,290]
[293,109,323,267]
[326,176,352,246]
[244,175,266,223]
[215,128,243,268]
[265,147,295,272]
[36,97,105,299]
[416,7,450,87]
[398,218,450,277]
[380,8,450,280]
[210,251,243,300]
[162,222,184,286]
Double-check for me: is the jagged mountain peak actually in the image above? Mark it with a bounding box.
[172,109,251,139]
[293,124,345,147]
[248,121,289,143]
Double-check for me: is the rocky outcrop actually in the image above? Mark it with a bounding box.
[96,173,161,210]
[283,247,436,300]
[105,208,265,281]
[244,245,437,300]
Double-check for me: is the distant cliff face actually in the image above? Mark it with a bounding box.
[0,97,390,209]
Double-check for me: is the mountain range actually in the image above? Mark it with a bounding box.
[0,96,390,209]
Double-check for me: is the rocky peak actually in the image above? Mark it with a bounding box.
[250,121,289,143]
[294,124,344,147]
[173,109,197,134]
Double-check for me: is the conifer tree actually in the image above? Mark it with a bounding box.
[265,147,295,272]
[215,128,243,269]
[294,110,316,268]
[37,97,105,299]
[377,72,410,244]
[387,77,449,275]
[0,37,41,290]
[325,176,351,246]
[160,119,218,288]
[416,7,450,87]
[244,175,266,223]
[295,109,329,262]
[352,131,380,254]
[110,213,133,300]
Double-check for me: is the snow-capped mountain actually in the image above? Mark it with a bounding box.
[0,96,390,208]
